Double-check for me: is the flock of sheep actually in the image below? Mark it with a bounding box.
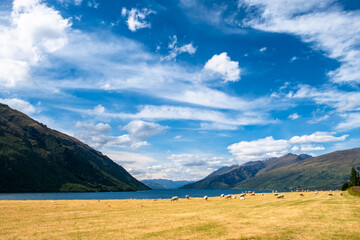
[170,190,343,201]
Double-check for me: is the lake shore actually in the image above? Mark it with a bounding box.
[1,191,359,239]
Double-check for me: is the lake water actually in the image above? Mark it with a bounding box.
[0,189,274,200]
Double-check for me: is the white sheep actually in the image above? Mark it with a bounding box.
[261,193,264,196]
[232,196,237,199]
[315,192,318,195]
[239,193,245,198]
[220,194,225,198]
[204,196,208,200]
[274,193,278,196]
[250,193,256,196]
[225,194,232,199]
[276,194,284,199]
[240,196,245,200]
[185,195,190,199]
[171,196,179,201]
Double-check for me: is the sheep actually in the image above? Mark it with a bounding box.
[261,193,264,196]
[240,196,245,200]
[239,193,245,198]
[220,194,225,198]
[50,201,55,203]
[171,196,179,201]
[250,193,256,196]
[274,193,278,196]
[232,196,237,199]
[328,193,333,196]
[225,194,232,199]
[185,195,190,199]
[204,196,208,201]
[299,193,304,196]
[276,194,284,199]
[315,192,318,195]
[296,190,299,192]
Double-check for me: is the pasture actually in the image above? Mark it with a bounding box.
[0,191,359,239]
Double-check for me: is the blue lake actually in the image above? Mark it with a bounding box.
[0,189,274,200]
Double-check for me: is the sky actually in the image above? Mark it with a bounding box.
[1,0,360,181]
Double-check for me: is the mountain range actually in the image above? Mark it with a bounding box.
[141,179,194,189]
[0,103,150,193]
[181,151,360,190]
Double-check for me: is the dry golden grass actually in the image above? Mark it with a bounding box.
[0,191,359,240]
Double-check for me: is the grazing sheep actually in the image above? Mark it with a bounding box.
[171,196,179,201]
[250,193,256,196]
[240,196,245,200]
[276,194,284,199]
[274,193,278,196]
[220,194,225,198]
[232,196,237,199]
[340,192,343,196]
[225,194,232,199]
[239,193,245,198]
[315,192,318,195]
[185,195,190,199]
[204,196,208,200]
[296,190,299,192]
[50,201,55,203]
[328,193,333,196]
[299,193,304,196]
[261,193,264,196]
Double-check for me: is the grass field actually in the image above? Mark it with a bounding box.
[0,191,359,240]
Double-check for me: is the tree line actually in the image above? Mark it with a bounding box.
[341,167,360,191]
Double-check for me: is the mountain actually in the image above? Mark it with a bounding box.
[141,179,194,189]
[0,103,150,193]
[181,151,360,190]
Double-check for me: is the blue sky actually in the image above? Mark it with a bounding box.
[1,0,360,180]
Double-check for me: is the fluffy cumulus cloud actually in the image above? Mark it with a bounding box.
[228,131,348,162]
[75,120,167,149]
[228,136,289,161]
[0,98,37,114]
[241,0,360,84]
[0,0,70,87]
[288,113,300,120]
[121,7,155,32]
[203,52,241,82]
[161,35,197,61]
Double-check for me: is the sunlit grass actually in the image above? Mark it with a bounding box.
[0,191,359,239]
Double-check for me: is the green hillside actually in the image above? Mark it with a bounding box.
[0,104,150,193]
[182,151,360,190]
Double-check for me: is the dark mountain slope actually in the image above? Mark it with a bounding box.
[180,161,266,189]
[0,103,150,193]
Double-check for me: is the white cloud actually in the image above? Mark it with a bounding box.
[290,56,297,62]
[289,131,348,144]
[0,0,70,87]
[259,47,267,52]
[336,113,360,131]
[203,52,241,82]
[228,131,348,161]
[174,135,182,139]
[121,7,155,32]
[228,136,289,162]
[289,85,360,113]
[93,104,105,114]
[75,120,166,150]
[288,113,300,120]
[300,144,325,151]
[0,98,36,114]
[87,0,99,8]
[161,35,197,61]
[122,120,168,141]
[57,0,82,6]
[242,0,360,84]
